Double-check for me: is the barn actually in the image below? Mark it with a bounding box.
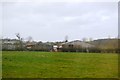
[61,40,96,52]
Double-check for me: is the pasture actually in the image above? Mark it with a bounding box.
[2,51,118,78]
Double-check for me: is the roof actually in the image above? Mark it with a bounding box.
[63,40,95,48]
[2,39,19,44]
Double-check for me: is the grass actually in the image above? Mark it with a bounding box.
[2,51,118,78]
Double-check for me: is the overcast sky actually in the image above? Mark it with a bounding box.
[1,0,118,42]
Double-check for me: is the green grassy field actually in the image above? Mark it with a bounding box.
[2,51,118,78]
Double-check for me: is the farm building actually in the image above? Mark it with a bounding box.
[61,40,97,52]
[53,45,62,52]
[27,41,53,51]
[2,39,20,50]
[25,41,37,50]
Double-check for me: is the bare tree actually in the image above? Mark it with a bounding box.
[65,35,68,42]
[15,33,23,50]
[82,38,87,42]
[27,36,33,42]
[16,33,20,40]
[89,37,93,42]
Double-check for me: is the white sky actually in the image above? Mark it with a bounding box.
[1,0,119,42]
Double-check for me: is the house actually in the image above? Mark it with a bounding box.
[25,41,37,50]
[53,45,62,52]
[27,41,53,51]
